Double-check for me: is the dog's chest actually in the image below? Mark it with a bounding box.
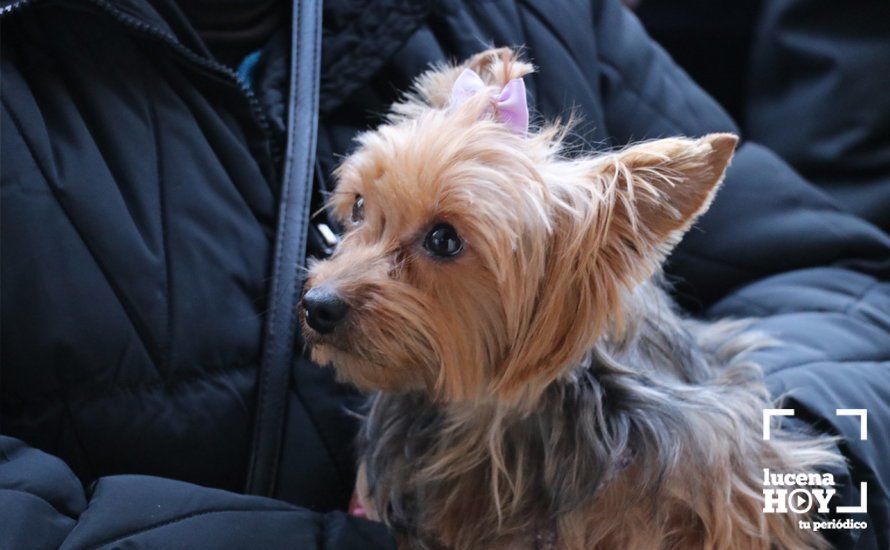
[358,391,615,549]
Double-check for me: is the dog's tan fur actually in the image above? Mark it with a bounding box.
[302,49,841,549]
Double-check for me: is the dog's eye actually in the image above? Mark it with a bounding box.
[351,195,364,224]
[424,223,463,258]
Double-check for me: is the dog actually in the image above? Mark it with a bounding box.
[300,48,841,549]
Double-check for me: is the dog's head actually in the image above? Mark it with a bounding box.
[301,49,737,405]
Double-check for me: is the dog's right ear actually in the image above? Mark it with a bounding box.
[390,47,534,119]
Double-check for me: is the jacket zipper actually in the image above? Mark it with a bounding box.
[1,0,283,170]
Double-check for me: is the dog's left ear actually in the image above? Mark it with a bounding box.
[586,133,738,283]
[493,134,737,404]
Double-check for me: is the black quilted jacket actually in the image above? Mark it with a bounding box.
[1,0,888,548]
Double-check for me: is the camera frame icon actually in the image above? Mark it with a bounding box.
[762,408,868,514]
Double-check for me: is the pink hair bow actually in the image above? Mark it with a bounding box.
[449,68,529,137]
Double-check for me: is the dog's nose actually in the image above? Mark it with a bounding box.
[303,286,349,334]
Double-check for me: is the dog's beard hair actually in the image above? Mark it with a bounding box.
[306,246,439,392]
[309,287,443,394]
[306,232,511,396]
[360,284,842,549]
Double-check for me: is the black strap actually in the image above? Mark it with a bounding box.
[245,0,322,497]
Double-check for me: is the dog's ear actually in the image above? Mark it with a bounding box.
[494,134,737,404]
[589,133,738,280]
[390,47,534,118]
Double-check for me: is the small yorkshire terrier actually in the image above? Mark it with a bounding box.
[301,49,840,549]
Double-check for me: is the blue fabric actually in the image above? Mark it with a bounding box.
[237,50,262,88]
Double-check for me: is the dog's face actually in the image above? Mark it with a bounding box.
[302,56,737,405]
